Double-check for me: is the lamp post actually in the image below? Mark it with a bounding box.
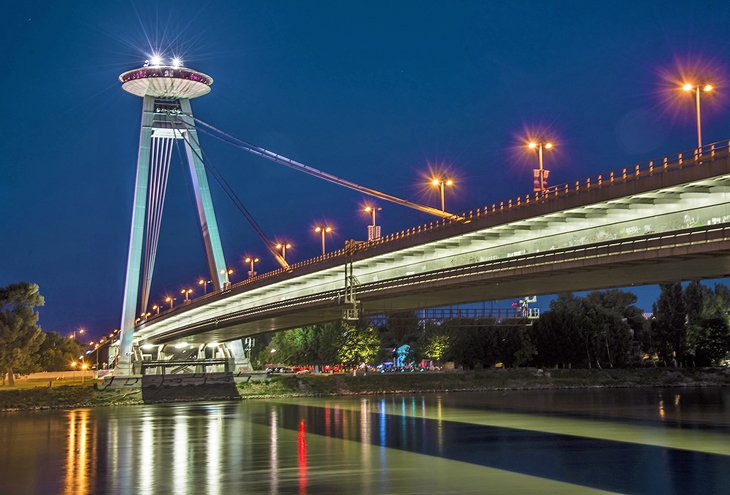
[220,268,234,280]
[152,304,161,315]
[198,278,211,295]
[528,140,554,192]
[682,82,713,148]
[180,289,193,303]
[275,243,292,261]
[364,206,382,240]
[165,296,176,309]
[430,178,454,212]
[314,226,333,255]
[244,257,260,278]
[70,328,85,340]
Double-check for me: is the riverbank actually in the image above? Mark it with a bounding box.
[2,367,729,411]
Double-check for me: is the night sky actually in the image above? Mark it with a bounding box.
[3,1,730,341]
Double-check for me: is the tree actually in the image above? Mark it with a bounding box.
[37,332,83,371]
[382,310,421,348]
[687,317,730,366]
[338,323,381,366]
[0,282,46,385]
[419,323,450,362]
[652,283,687,366]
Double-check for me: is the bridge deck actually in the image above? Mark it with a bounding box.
[136,141,730,344]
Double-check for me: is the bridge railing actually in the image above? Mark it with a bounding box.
[142,140,730,323]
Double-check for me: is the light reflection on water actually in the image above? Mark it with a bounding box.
[0,387,729,494]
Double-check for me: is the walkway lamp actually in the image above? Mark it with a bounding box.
[430,178,454,212]
[244,257,260,278]
[314,226,333,255]
[275,243,292,261]
[364,206,382,241]
[528,140,554,192]
[682,81,714,148]
[198,278,212,295]
[165,296,176,309]
[180,289,193,303]
[152,304,161,315]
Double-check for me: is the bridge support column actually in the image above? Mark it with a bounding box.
[226,339,254,373]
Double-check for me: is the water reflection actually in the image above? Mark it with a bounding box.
[173,414,188,495]
[1,387,729,494]
[64,409,93,495]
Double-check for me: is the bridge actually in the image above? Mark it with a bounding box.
[110,60,730,378]
[133,142,730,350]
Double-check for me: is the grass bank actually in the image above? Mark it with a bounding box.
[2,368,728,411]
[236,367,730,398]
[0,384,142,412]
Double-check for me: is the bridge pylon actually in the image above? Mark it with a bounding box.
[115,61,229,374]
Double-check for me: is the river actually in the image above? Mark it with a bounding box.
[1,387,728,494]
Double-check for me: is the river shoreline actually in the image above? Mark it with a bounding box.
[1,367,728,412]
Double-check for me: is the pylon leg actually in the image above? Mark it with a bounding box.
[118,96,156,369]
[178,98,229,289]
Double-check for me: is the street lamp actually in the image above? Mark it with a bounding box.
[152,304,161,315]
[198,278,212,295]
[165,296,176,309]
[682,81,714,148]
[244,257,260,278]
[275,243,292,261]
[220,268,234,280]
[528,140,554,192]
[180,289,193,303]
[364,206,382,241]
[70,328,85,340]
[314,226,333,255]
[430,177,454,212]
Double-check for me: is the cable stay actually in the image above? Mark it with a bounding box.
[141,135,174,312]
[171,121,290,270]
[180,113,463,221]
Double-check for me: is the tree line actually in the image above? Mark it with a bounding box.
[256,283,730,370]
[1,282,83,385]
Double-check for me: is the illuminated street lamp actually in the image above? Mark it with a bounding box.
[682,81,714,148]
[165,296,176,309]
[275,242,292,261]
[244,257,260,278]
[180,288,193,303]
[314,226,333,255]
[70,328,85,340]
[528,140,554,192]
[220,268,235,280]
[152,304,161,315]
[430,177,454,212]
[198,278,212,295]
[364,206,382,241]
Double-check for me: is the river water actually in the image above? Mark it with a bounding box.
[1,387,729,494]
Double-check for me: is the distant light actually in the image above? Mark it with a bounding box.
[171,57,182,68]
[545,142,553,149]
[682,83,694,91]
[528,142,538,149]
[364,206,372,212]
[149,54,163,67]
[703,84,713,92]
[431,178,440,186]
[325,227,332,233]
[445,179,454,186]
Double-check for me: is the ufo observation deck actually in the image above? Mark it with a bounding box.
[119,66,213,99]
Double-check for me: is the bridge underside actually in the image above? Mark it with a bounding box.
[145,226,730,345]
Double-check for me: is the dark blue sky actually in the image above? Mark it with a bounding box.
[3,1,730,340]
